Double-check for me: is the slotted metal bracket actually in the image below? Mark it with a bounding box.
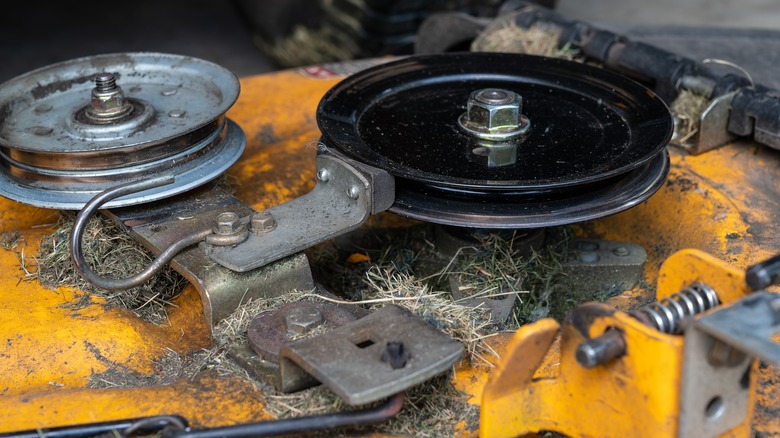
[278,305,464,405]
[203,153,395,272]
[679,291,780,437]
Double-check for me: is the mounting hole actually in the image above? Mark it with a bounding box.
[705,396,725,421]
[354,339,375,349]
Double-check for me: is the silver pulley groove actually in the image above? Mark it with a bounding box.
[0,52,245,209]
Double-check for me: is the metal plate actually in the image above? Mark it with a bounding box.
[0,52,244,209]
[279,305,464,405]
[317,53,672,192]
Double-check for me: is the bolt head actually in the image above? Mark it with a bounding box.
[215,211,240,234]
[285,306,323,336]
[250,210,277,233]
[466,88,523,131]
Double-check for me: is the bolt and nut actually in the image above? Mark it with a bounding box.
[206,211,249,246]
[458,88,531,141]
[86,72,133,122]
[250,210,277,233]
[215,211,241,234]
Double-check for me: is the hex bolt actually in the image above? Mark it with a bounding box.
[575,329,626,369]
[285,306,324,336]
[317,168,331,182]
[458,87,531,141]
[86,72,133,123]
[250,210,277,233]
[347,185,361,200]
[215,211,241,235]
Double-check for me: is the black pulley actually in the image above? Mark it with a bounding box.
[317,53,673,228]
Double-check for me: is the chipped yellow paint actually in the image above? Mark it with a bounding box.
[480,250,757,438]
[0,69,338,433]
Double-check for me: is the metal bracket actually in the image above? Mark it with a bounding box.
[679,291,780,437]
[278,305,464,405]
[107,183,315,327]
[203,154,395,272]
[561,239,647,295]
[690,91,738,155]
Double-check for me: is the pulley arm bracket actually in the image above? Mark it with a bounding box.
[203,153,395,273]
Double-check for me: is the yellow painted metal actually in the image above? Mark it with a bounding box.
[480,250,757,438]
[0,61,777,435]
[0,70,340,432]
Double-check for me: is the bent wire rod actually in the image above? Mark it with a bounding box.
[69,175,212,291]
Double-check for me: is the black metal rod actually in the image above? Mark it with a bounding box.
[746,253,780,290]
[0,415,188,438]
[166,392,405,438]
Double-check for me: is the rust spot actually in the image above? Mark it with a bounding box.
[565,302,615,338]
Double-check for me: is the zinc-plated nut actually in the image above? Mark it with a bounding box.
[458,88,531,141]
[85,73,133,122]
[250,210,277,233]
[285,306,324,336]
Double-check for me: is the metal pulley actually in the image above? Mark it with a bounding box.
[0,52,245,209]
[317,53,674,228]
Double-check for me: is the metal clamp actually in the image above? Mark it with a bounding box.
[203,153,395,272]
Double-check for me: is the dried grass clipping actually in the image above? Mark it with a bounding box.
[670,89,710,149]
[472,16,581,61]
[36,213,186,323]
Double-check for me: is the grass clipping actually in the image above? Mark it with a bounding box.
[36,213,186,323]
[670,89,711,149]
[471,15,581,60]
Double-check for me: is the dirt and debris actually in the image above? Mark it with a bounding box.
[471,18,582,61]
[81,222,610,436]
[670,89,710,149]
[35,213,187,324]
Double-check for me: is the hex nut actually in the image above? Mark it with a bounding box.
[285,306,324,336]
[458,88,530,141]
[85,73,133,122]
[250,210,277,233]
[215,211,241,234]
[468,89,522,130]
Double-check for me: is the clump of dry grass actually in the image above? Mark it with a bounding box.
[671,89,711,149]
[472,18,581,61]
[36,213,186,323]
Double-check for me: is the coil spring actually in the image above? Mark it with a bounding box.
[639,283,719,334]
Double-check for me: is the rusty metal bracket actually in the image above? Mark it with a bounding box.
[106,183,315,327]
[203,153,395,273]
[278,305,464,405]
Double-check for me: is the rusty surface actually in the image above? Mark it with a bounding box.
[247,301,359,363]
